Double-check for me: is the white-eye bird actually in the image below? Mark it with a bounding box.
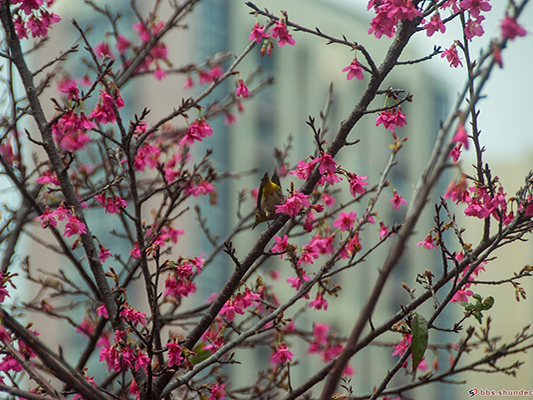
[252,169,284,229]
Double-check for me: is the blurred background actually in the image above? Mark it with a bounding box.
[4,0,532,398]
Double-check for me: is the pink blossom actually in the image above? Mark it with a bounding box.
[98,244,113,263]
[209,382,226,400]
[416,234,436,250]
[224,112,237,126]
[270,342,294,364]
[120,304,146,326]
[321,192,336,207]
[58,79,79,99]
[249,22,269,43]
[96,303,109,319]
[167,341,183,367]
[154,64,166,81]
[184,75,195,90]
[368,11,397,39]
[449,143,462,162]
[460,0,492,18]
[379,221,390,240]
[441,43,463,68]
[235,79,250,98]
[310,152,337,175]
[64,214,87,237]
[179,119,213,146]
[348,173,369,197]
[309,291,328,311]
[342,58,364,81]
[99,346,121,371]
[133,21,151,43]
[135,349,150,372]
[94,42,114,59]
[390,190,407,209]
[219,298,244,322]
[115,34,131,54]
[333,211,357,232]
[270,19,295,47]
[271,235,288,257]
[441,0,460,13]
[376,107,406,131]
[76,318,94,336]
[290,159,314,180]
[424,13,446,37]
[287,268,310,289]
[130,242,141,259]
[451,288,473,303]
[452,121,469,149]
[392,334,411,357]
[501,14,527,40]
[36,169,60,186]
[275,191,310,217]
[464,16,485,41]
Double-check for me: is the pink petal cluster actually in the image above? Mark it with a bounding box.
[342,58,364,81]
[375,107,407,131]
[424,13,446,37]
[94,192,128,214]
[390,190,407,210]
[441,43,463,68]
[333,211,357,232]
[12,0,60,39]
[249,22,269,43]
[179,119,213,146]
[270,19,295,47]
[276,191,310,217]
[235,79,250,98]
[270,342,294,364]
[52,110,94,151]
[501,14,527,40]
[367,0,422,39]
[89,88,125,125]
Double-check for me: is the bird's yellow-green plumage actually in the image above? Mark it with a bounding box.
[253,169,284,229]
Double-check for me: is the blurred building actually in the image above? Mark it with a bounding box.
[194,0,452,398]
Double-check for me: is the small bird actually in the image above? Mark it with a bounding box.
[252,169,284,229]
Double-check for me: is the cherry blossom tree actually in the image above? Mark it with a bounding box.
[0,0,532,399]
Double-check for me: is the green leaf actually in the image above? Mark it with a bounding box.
[411,313,428,374]
[482,296,494,310]
[473,311,483,324]
[190,343,211,365]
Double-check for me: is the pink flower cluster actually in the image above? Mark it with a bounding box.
[307,323,353,375]
[35,204,87,237]
[219,287,260,322]
[270,342,294,364]
[441,43,463,68]
[444,176,517,225]
[375,107,407,131]
[119,303,147,327]
[99,330,150,372]
[392,333,428,371]
[0,327,39,376]
[12,0,60,39]
[342,58,364,81]
[450,252,486,303]
[179,118,213,146]
[89,88,125,125]
[163,256,205,300]
[459,0,492,41]
[52,109,94,152]
[367,0,422,39]
[94,192,127,214]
